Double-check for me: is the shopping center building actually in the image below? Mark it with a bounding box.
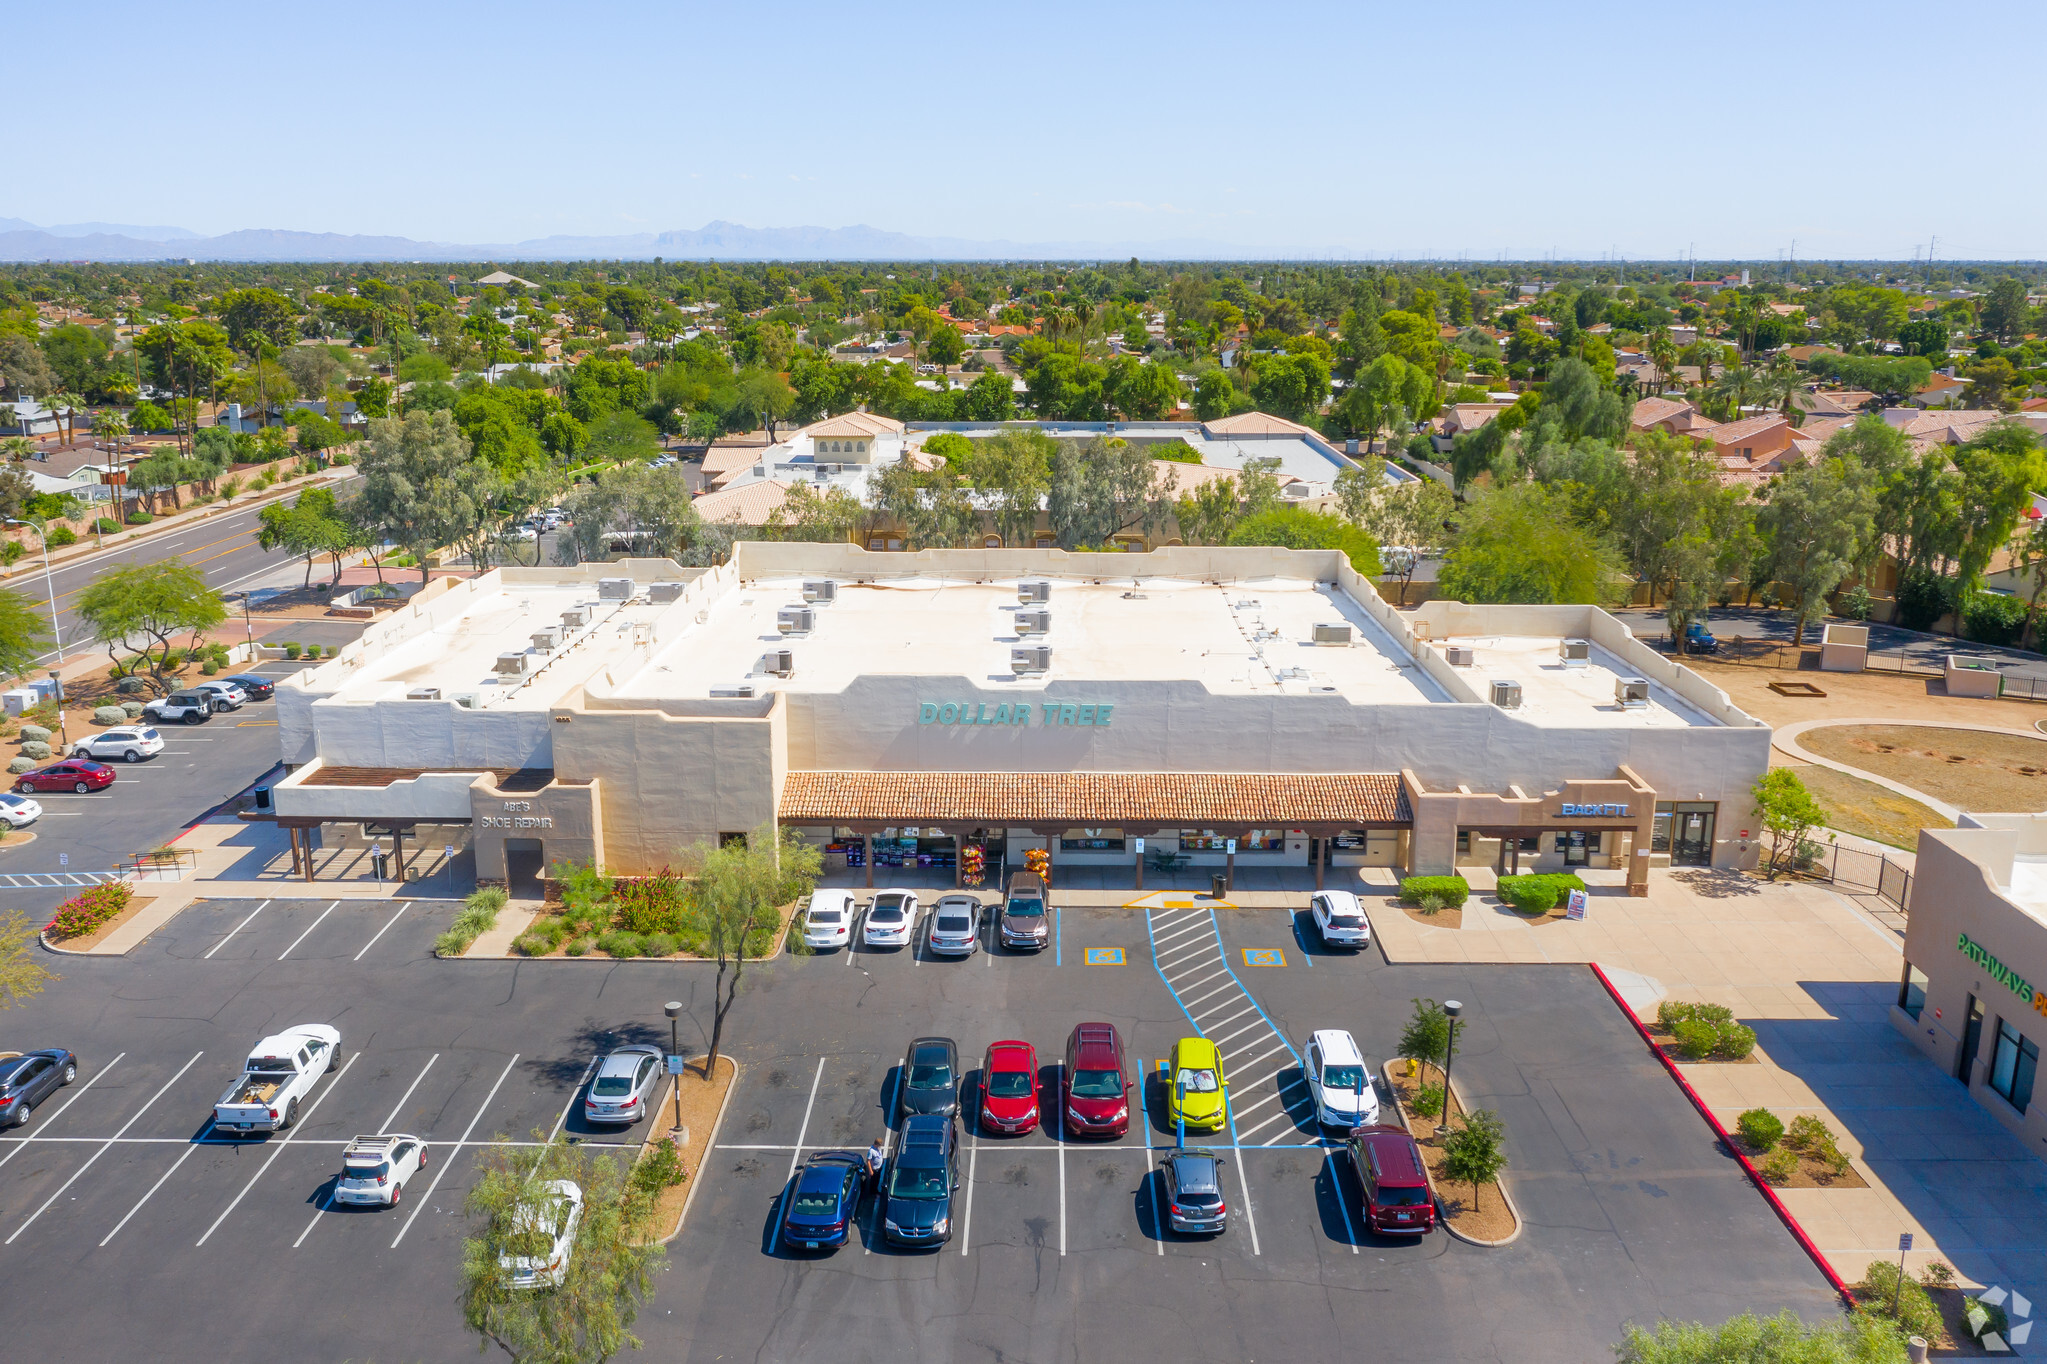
[1894,816,2047,1150]
[262,543,1769,892]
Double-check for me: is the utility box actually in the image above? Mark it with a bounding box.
[597,577,634,601]
[494,652,530,676]
[1489,678,1522,709]
[763,649,794,678]
[405,687,442,701]
[710,682,756,698]
[802,579,837,604]
[1946,654,2003,698]
[1011,645,1052,675]
[1820,623,1869,673]
[1017,608,1051,635]
[1312,622,1353,646]
[530,627,562,652]
[649,581,686,604]
[0,688,36,716]
[1018,580,1051,604]
[1559,638,1591,667]
[777,605,815,635]
[1445,645,1475,667]
[1616,677,1651,708]
[560,605,590,629]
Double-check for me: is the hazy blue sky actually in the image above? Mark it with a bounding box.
[10,0,2039,258]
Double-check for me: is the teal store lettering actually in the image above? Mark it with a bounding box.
[918,701,1116,728]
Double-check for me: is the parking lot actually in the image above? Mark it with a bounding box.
[0,892,1844,1362]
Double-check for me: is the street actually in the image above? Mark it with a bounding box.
[1610,604,2047,687]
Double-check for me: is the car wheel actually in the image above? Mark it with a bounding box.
[417,1149,428,1170]
[123,750,140,763]
[61,1063,76,1085]
[282,1097,300,1130]
[389,1183,402,1206]
[327,1048,341,1074]
[13,1100,30,1127]
[14,782,30,795]
[185,713,203,725]
[73,781,88,794]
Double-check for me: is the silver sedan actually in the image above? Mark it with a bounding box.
[583,1045,664,1126]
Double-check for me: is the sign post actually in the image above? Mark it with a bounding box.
[1894,1233,1913,1317]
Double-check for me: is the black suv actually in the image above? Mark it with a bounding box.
[883,1114,960,1247]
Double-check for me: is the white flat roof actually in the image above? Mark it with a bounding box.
[2002,855,2047,929]
[1438,635,1716,728]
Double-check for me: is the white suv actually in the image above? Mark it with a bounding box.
[1305,1029,1380,1130]
[72,726,165,764]
[334,1133,429,1208]
[192,681,248,712]
[1309,890,1371,950]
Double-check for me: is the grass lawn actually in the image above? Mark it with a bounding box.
[1786,762,1953,850]
[1799,724,2047,813]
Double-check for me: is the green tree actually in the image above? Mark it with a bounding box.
[0,910,55,1010]
[460,1135,663,1364]
[1248,352,1328,422]
[1046,437,1167,548]
[258,487,356,586]
[1751,768,1827,880]
[1398,997,1450,1067]
[925,324,966,373]
[1758,454,1877,645]
[1192,370,1234,421]
[281,344,346,401]
[293,409,347,454]
[734,367,797,440]
[1950,419,2047,598]
[682,822,822,1076]
[763,481,863,543]
[1348,477,1456,606]
[218,288,297,353]
[0,588,51,677]
[1225,506,1380,575]
[353,411,483,583]
[74,557,225,695]
[1615,1311,1908,1364]
[1441,1108,1509,1212]
[561,461,702,564]
[1438,483,1630,605]
[965,427,1054,547]
[1980,276,2030,345]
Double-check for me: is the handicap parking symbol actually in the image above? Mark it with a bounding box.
[1084,948,1125,966]
[1242,948,1285,967]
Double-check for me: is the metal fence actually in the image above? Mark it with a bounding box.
[1785,840,1913,909]
[1656,637,2047,702]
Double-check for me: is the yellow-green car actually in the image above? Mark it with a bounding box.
[1167,1037,1227,1133]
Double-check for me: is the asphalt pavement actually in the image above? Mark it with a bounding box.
[1611,604,2047,685]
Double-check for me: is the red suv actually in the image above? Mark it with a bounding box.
[979,1040,1039,1135]
[1063,1023,1130,1138]
[16,760,115,795]
[1346,1124,1436,1235]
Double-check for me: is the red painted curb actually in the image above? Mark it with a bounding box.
[1588,962,1856,1307]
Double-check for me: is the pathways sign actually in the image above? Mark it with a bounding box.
[919,700,1115,728]
[1958,931,2047,1017]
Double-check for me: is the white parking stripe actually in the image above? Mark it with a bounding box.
[1154,942,1216,970]
[390,1054,520,1248]
[1228,1041,1294,1072]
[6,1052,202,1243]
[864,1055,905,1255]
[545,1057,599,1147]
[196,1052,359,1246]
[293,1054,445,1249]
[0,1053,123,1172]
[1212,1019,1273,1049]
[960,1125,979,1257]
[101,1131,210,1246]
[277,901,340,960]
[771,1058,827,1252]
[202,900,270,958]
[1192,1000,1257,1028]
[353,902,411,960]
[1151,922,1212,949]
[1232,1110,1290,1143]
[1180,980,1239,1009]
[1167,965,1231,993]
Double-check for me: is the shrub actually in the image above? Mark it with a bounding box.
[1759,1147,1798,1185]
[93,518,121,534]
[1784,1115,1833,1152]
[1736,1108,1784,1152]
[435,886,509,957]
[1398,875,1469,908]
[1399,997,1452,1066]
[642,931,679,957]
[564,936,591,956]
[1715,1023,1757,1059]
[1962,589,2028,647]
[92,705,127,725]
[45,881,134,938]
[200,660,219,675]
[1855,1259,1943,1341]
[1500,876,1559,914]
[46,526,77,547]
[1966,1295,2011,1342]
[597,930,644,958]
[126,510,152,525]
[615,870,687,935]
[5,758,30,774]
[1921,1260,1955,1289]
[19,742,50,761]
[1408,1083,1445,1119]
[1415,893,1448,916]
[512,928,554,956]
[1672,1019,1718,1060]
[632,1139,688,1197]
[283,642,301,659]
[19,724,49,743]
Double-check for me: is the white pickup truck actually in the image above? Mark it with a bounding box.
[213,1025,340,1133]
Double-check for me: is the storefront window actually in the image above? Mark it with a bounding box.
[1989,1019,2038,1114]
[1061,827,1125,852]
[1456,831,1471,854]
[1653,802,1717,865]
[1897,963,1928,1020]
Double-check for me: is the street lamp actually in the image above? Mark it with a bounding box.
[664,1001,684,1133]
[223,590,255,649]
[5,519,64,664]
[1436,1000,1463,1139]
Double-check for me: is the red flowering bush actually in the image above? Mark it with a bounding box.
[45,881,133,939]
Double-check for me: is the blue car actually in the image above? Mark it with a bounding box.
[780,1149,866,1252]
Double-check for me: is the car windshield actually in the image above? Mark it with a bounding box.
[1071,1068,1123,1098]
[346,1161,390,1180]
[888,1161,947,1199]
[935,915,971,933]
[808,909,842,924]
[592,1074,636,1096]
[987,1071,1032,1098]
[908,1059,952,1090]
[1377,1185,1430,1207]
[1322,1064,1366,1092]
[791,1187,841,1216]
[1328,914,1367,929]
[1176,1067,1219,1094]
[1005,900,1043,917]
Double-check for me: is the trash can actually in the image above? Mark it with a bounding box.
[1210,873,1228,901]
[370,846,389,881]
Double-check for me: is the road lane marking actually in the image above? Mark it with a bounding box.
[196,1051,359,1246]
[277,900,340,959]
[772,1058,826,1255]
[961,1123,979,1256]
[864,1055,905,1255]
[6,1053,190,1242]
[379,1055,442,1134]
[0,1053,125,1172]
[389,1054,520,1248]
[203,899,271,958]
[1326,1150,1362,1252]
[353,902,411,960]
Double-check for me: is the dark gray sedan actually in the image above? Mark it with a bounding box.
[0,1049,78,1128]
[898,1037,959,1119]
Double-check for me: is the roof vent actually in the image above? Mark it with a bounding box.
[1312,622,1353,646]
[1489,678,1523,709]
[1011,645,1052,675]
[1445,645,1474,667]
[560,605,590,629]
[531,627,562,653]
[649,581,685,604]
[1559,638,1591,667]
[710,682,756,699]
[802,579,837,604]
[1016,608,1050,636]
[495,652,531,676]
[597,576,634,601]
[405,686,442,701]
[763,649,794,678]
[1018,580,1051,604]
[777,605,815,635]
[1616,676,1651,708]
[452,692,480,709]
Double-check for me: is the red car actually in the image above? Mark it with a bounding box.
[1063,1023,1131,1138]
[979,1040,1039,1135]
[17,760,115,795]
[1346,1123,1437,1236]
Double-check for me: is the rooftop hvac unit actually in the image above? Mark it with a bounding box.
[1559,638,1591,667]
[649,582,685,604]
[560,605,590,629]
[597,576,634,601]
[531,627,562,652]
[777,605,815,635]
[405,686,442,701]
[802,579,837,604]
[1616,676,1651,708]
[1011,645,1052,675]
[763,649,794,678]
[1312,622,1353,646]
[1016,608,1051,635]
[452,693,479,710]
[1018,580,1051,604]
[1445,645,1475,667]
[709,682,756,699]
[495,652,531,676]
[1489,678,1523,709]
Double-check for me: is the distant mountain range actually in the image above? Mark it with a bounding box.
[0,217,1303,263]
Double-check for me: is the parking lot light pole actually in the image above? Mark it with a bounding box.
[6,519,63,663]
[1436,1000,1463,1139]
[665,1001,684,1133]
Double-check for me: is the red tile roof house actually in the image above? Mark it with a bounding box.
[1912,372,1972,409]
[1629,398,1715,435]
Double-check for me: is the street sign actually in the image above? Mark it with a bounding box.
[1133,837,1144,856]
[1899,1233,1914,1252]
[665,1055,687,1075]
[444,845,455,860]
[1225,838,1237,855]
[57,853,68,867]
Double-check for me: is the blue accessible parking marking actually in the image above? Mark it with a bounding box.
[1084,947,1125,965]
[1241,948,1285,968]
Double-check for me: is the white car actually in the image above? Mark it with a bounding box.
[862,889,918,948]
[0,793,41,827]
[334,1132,429,1207]
[1310,890,1372,950]
[583,1045,662,1126]
[1305,1029,1380,1130]
[500,525,538,542]
[192,681,247,713]
[926,894,981,956]
[501,1179,583,1289]
[802,889,855,950]
[72,726,165,764]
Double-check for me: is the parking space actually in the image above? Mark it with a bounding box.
[147,895,464,964]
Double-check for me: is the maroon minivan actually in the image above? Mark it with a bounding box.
[1062,1023,1130,1138]
[1345,1124,1436,1235]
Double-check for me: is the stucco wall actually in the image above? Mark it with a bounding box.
[272,763,483,821]
[468,775,603,882]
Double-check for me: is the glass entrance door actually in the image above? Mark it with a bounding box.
[1959,995,1985,1085]
[1673,808,1715,865]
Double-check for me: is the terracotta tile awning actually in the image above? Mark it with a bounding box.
[779,771,1411,826]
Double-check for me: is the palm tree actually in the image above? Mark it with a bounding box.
[1646,328,1679,394]
[42,391,84,446]
[0,435,34,464]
